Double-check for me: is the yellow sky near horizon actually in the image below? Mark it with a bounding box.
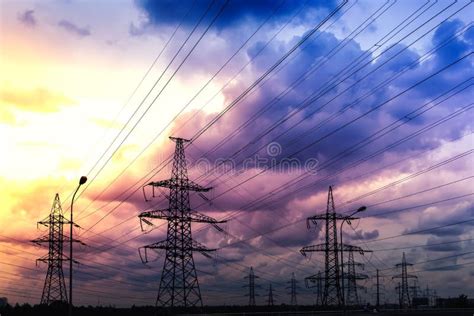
[0,0,232,252]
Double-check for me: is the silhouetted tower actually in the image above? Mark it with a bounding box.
[267,283,274,306]
[423,286,437,306]
[393,252,417,309]
[371,268,386,308]
[138,137,226,307]
[397,282,401,305]
[244,267,259,306]
[305,271,323,306]
[300,186,362,306]
[31,194,69,305]
[410,279,420,300]
[287,272,298,306]
[376,269,380,308]
[343,248,368,306]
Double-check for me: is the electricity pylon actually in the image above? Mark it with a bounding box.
[343,248,368,306]
[138,137,226,308]
[393,252,417,309]
[305,271,323,306]
[31,194,70,305]
[372,269,386,308]
[423,286,437,306]
[287,272,298,306]
[244,267,259,306]
[300,186,363,306]
[267,283,274,306]
[410,279,420,300]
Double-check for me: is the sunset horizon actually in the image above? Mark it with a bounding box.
[0,0,473,315]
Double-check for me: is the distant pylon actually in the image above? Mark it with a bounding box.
[31,194,69,305]
[305,271,323,306]
[287,272,298,306]
[410,279,420,301]
[424,286,437,306]
[267,283,274,306]
[376,269,380,308]
[138,137,226,308]
[301,186,366,306]
[244,267,259,306]
[393,252,417,309]
[343,248,368,306]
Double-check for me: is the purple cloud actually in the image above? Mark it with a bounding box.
[134,0,336,31]
[58,19,91,38]
[17,9,36,27]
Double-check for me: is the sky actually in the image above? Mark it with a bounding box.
[0,0,473,308]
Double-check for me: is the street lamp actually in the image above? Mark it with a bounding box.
[340,206,366,310]
[69,176,87,316]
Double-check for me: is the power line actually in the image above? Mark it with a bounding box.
[76,0,293,222]
[75,0,349,240]
[83,104,472,263]
[74,0,225,212]
[75,0,461,241]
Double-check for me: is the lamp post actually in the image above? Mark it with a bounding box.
[69,176,87,316]
[340,206,366,311]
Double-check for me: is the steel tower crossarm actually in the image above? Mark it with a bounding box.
[300,244,367,256]
[392,274,417,279]
[306,214,359,229]
[305,273,324,288]
[146,179,211,192]
[140,209,225,223]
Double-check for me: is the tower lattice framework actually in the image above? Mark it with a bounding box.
[267,283,274,306]
[305,271,323,306]
[300,186,364,306]
[244,267,259,306]
[32,194,69,305]
[343,248,368,306]
[287,272,297,306]
[138,137,225,308]
[393,252,417,309]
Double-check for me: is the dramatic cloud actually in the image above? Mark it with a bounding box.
[17,9,36,27]
[425,236,463,252]
[78,8,474,305]
[134,0,336,30]
[349,229,380,241]
[129,0,338,37]
[58,19,91,37]
[2,0,473,307]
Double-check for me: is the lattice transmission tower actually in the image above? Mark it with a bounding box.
[410,279,420,301]
[244,267,259,306]
[343,248,368,306]
[31,194,70,305]
[287,272,298,306]
[267,283,274,306]
[423,286,437,306]
[372,269,386,308]
[300,186,365,306]
[393,252,417,309]
[138,136,226,308]
[305,271,323,306]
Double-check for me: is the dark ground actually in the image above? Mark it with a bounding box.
[1,305,474,316]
